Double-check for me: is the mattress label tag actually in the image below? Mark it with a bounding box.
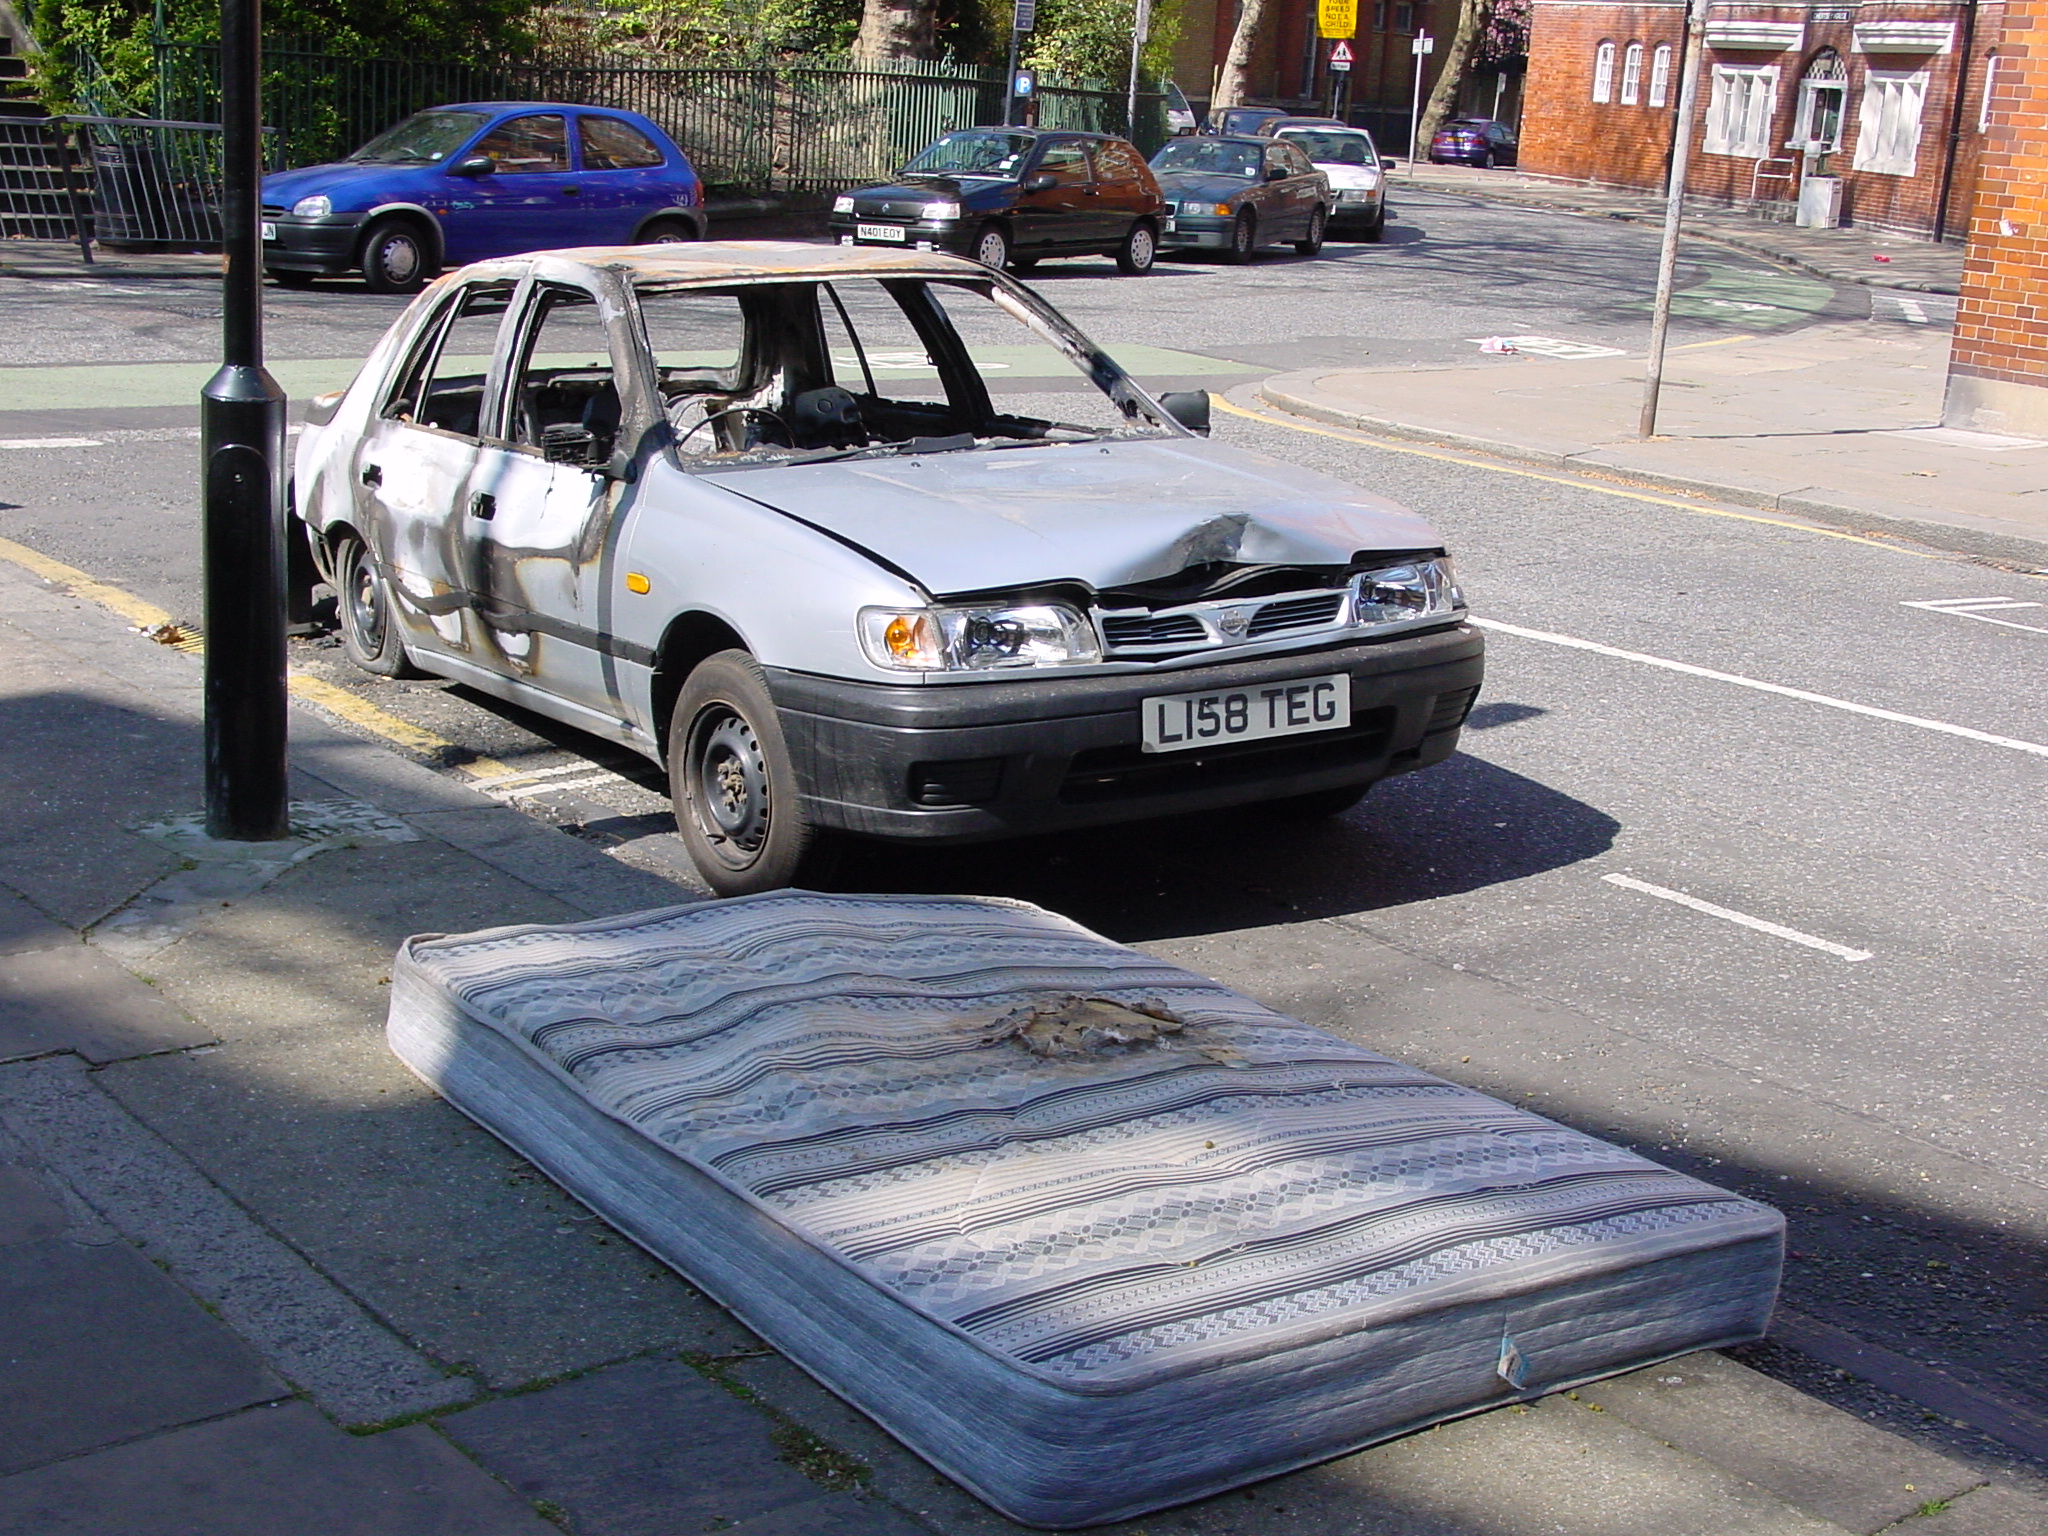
[1497,1332,1530,1390]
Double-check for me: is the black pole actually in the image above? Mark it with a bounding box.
[1932,0,1980,244]
[200,0,289,841]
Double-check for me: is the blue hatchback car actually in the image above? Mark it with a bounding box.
[260,102,704,292]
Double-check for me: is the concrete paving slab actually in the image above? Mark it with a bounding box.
[723,1497,932,1536]
[1579,1351,1982,1533]
[0,888,68,957]
[0,1236,285,1474]
[0,1401,558,1535]
[406,805,697,918]
[1901,1483,2048,1534]
[0,1163,71,1247]
[438,1356,850,1536]
[0,1055,474,1425]
[0,944,210,1062]
[97,840,756,1390]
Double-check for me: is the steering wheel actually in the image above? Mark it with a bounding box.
[674,405,791,453]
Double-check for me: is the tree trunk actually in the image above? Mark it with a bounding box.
[854,0,941,61]
[1417,0,1492,148]
[1213,0,1277,109]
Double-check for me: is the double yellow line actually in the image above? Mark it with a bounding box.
[0,533,514,778]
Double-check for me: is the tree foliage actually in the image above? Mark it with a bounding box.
[1020,0,1179,85]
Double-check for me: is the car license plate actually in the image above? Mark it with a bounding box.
[856,223,907,243]
[1141,674,1351,754]
[260,221,277,241]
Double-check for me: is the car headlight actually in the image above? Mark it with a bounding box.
[860,603,1102,672]
[1349,557,1467,628]
[1181,199,1232,216]
[291,194,332,219]
[832,194,856,214]
[921,200,961,221]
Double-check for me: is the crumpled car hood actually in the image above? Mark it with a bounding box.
[702,437,1444,596]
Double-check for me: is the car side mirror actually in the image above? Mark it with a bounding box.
[449,154,495,178]
[1160,390,1210,437]
[1266,165,1290,182]
[1022,173,1057,193]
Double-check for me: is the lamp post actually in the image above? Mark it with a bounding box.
[200,0,289,840]
[1639,0,1706,439]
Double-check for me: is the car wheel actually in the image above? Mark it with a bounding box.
[1475,150,1493,170]
[1363,209,1386,242]
[334,532,424,678]
[670,649,836,896]
[1262,783,1370,820]
[1294,206,1326,257]
[359,217,434,295]
[637,216,697,244]
[973,223,1010,270]
[1225,209,1257,264]
[1115,220,1156,274]
[269,268,316,288]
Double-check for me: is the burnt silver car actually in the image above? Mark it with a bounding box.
[295,243,1482,893]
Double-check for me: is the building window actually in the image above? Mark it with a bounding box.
[1373,0,1387,30]
[1394,2,1413,32]
[1620,42,1645,104]
[1703,63,1779,157]
[1794,49,1847,151]
[1979,52,2000,132]
[1853,68,1929,175]
[1592,41,1617,103]
[1649,43,1673,107]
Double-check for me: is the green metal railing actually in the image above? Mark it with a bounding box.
[149,41,1167,191]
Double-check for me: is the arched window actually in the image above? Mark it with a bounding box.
[1795,48,1848,151]
[1620,43,1645,104]
[1592,41,1617,103]
[1649,43,1674,107]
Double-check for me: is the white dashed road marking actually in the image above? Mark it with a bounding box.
[0,437,104,450]
[1902,597,2048,637]
[1602,874,1874,962]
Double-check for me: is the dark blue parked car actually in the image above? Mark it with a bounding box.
[260,103,704,293]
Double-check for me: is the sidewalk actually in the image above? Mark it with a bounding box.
[1261,321,2048,568]
[3,537,2047,1531]
[1399,163,1966,296]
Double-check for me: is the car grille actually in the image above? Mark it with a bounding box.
[1060,707,1396,804]
[1101,613,1207,647]
[1246,593,1345,637]
[859,198,929,220]
[260,204,286,217]
[1096,587,1350,655]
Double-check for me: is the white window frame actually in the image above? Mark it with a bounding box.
[1704,63,1780,157]
[1620,42,1645,104]
[1592,41,1617,102]
[1852,67,1929,175]
[1793,51,1848,151]
[1979,53,2000,132]
[1649,44,1674,107]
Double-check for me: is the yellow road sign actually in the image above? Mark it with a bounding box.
[1318,0,1358,38]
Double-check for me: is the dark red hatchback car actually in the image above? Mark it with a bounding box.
[1427,118,1518,168]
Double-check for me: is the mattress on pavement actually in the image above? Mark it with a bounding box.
[388,891,1784,1528]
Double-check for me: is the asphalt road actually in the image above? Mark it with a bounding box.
[2,191,2043,1485]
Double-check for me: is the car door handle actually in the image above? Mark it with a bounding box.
[360,463,381,487]
[562,185,580,196]
[469,492,496,520]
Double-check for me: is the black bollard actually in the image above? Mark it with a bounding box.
[200,0,290,841]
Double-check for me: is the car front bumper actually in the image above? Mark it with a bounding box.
[768,624,1484,842]
[826,216,975,256]
[1158,216,1232,250]
[261,213,368,274]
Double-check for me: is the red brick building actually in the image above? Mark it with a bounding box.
[1945,0,2046,432]
[1520,0,2005,237]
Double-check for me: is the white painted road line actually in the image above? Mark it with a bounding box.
[0,437,104,450]
[1902,598,2048,637]
[1471,617,2048,760]
[468,758,634,789]
[492,773,623,800]
[1602,874,1874,962]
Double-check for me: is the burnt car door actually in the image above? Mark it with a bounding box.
[457,275,637,715]
[1014,138,1100,254]
[353,279,514,662]
[1085,138,1157,245]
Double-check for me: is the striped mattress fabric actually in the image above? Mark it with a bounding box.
[389,891,1783,1527]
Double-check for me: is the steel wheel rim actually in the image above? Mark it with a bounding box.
[378,234,420,285]
[1129,226,1154,267]
[345,544,387,652]
[690,706,770,862]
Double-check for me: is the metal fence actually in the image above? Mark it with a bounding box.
[149,41,1166,190]
[0,116,236,251]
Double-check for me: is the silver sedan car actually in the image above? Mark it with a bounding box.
[294,242,1483,893]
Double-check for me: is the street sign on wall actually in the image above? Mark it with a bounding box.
[1318,0,1359,39]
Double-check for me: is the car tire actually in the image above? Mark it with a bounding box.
[973,223,1010,270]
[1475,150,1493,170]
[1115,220,1156,274]
[359,217,434,295]
[1225,209,1257,264]
[334,531,424,678]
[1262,782,1370,820]
[670,649,837,896]
[1363,207,1387,242]
[1294,206,1326,257]
[637,216,697,244]
[269,268,316,288]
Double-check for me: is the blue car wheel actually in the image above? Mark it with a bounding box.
[361,216,435,295]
